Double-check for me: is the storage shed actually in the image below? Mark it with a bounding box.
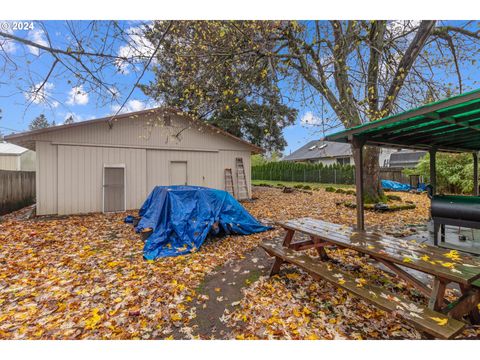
[0,142,36,171]
[5,108,262,215]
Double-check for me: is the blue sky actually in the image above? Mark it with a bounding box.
[0,20,479,155]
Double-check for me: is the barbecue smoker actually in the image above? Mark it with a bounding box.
[428,186,480,246]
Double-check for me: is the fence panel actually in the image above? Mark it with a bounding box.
[0,170,36,215]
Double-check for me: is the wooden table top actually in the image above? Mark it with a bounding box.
[278,217,480,285]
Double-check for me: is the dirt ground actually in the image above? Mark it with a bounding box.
[0,187,478,339]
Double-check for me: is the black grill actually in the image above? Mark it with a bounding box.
[430,194,480,246]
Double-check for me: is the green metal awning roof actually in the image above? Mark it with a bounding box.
[325,89,480,153]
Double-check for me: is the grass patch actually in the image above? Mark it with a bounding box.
[244,270,261,285]
[252,180,354,190]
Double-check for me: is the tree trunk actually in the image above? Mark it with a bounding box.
[362,146,383,203]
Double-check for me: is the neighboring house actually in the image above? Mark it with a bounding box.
[5,108,261,216]
[388,149,427,168]
[0,142,36,171]
[283,139,395,166]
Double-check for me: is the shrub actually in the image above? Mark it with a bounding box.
[404,152,474,194]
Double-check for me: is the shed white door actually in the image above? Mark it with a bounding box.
[103,166,125,212]
[170,161,187,185]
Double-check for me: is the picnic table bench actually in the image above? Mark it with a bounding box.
[260,217,480,339]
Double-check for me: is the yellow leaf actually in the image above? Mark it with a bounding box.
[170,313,182,322]
[421,255,430,262]
[114,297,122,303]
[338,278,346,285]
[430,317,448,326]
[306,333,320,340]
[356,278,367,287]
[441,262,456,269]
[85,308,102,330]
[403,257,413,263]
[286,273,300,280]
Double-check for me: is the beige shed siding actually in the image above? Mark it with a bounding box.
[20,150,36,171]
[146,149,251,195]
[36,141,57,215]
[146,149,218,191]
[0,155,19,170]
[57,145,147,215]
[33,114,251,152]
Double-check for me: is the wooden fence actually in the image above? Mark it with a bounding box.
[0,170,35,215]
[379,167,410,184]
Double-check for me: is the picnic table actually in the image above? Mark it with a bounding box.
[260,217,480,339]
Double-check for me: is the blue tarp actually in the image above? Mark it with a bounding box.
[136,185,271,259]
[381,179,412,191]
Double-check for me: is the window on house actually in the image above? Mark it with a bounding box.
[336,157,350,166]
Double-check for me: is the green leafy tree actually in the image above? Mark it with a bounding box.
[29,114,51,130]
[251,151,282,167]
[405,153,474,194]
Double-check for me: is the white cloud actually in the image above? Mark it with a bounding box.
[27,29,48,55]
[66,85,89,105]
[301,111,322,126]
[110,99,159,114]
[24,82,58,107]
[116,25,156,74]
[386,20,421,39]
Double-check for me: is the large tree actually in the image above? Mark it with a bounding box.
[143,20,480,201]
[141,22,297,152]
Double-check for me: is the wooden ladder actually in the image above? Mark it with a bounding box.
[235,157,249,200]
[224,168,235,198]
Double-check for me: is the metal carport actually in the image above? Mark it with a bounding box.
[326,89,480,230]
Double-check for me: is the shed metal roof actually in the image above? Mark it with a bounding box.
[283,140,352,161]
[4,107,264,153]
[325,88,480,153]
[0,142,29,155]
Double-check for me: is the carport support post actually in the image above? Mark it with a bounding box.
[474,152,479,196]
[429,149,437,195]
[352,137,365,231]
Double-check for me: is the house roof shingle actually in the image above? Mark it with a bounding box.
[283,140,352,161]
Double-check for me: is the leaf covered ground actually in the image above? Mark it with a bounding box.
[0,187,479,339]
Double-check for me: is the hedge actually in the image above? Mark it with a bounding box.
[252,161,355,184]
